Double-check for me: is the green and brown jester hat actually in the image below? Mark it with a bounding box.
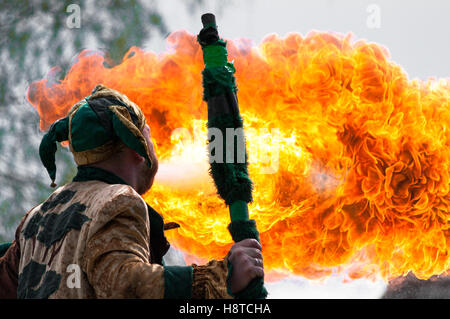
[38,84,174,265]
[39,84,153,187]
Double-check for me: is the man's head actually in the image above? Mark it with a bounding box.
[89,123,159,194]
[136,124,159,194]
[39,84,158,193]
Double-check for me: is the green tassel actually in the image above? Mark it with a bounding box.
[39,117,70,187]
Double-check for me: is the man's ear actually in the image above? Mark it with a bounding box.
[130,148,146,164]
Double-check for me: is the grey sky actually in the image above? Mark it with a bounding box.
[151,0,449,298]
[150,0,449,80]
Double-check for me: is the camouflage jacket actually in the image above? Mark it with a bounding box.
[0,167,230,299]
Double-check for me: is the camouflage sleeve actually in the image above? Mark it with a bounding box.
[82,193,167,298]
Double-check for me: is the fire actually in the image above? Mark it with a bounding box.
[27,30,450,281]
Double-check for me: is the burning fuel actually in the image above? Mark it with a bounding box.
[27,30,450,281]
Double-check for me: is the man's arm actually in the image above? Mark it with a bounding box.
[192,239,264,298]
[0,241,20,298]
[82,192,233,298]
[0,214,29,299]
[83,189,263,299]
[82,193,168,298]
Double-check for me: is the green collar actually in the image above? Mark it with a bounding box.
[73,165,128,185]
[72,165,170,264]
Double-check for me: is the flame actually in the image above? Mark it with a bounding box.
[27,30,450,281]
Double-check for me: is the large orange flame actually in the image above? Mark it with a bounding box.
[27,30,450,281]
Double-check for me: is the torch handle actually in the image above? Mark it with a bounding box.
[198,13,219,47]
[201,13,216,27]
[198,13,268,299]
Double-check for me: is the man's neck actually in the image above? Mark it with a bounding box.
[73,166,128,185]
[87,162,138,190]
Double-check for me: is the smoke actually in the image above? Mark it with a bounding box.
[382,272,450,299]
[155,161,214,192]
[309,163,342,193]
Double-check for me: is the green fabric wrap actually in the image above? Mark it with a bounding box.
[0,242,12,257]
[229,200,249,221]
[201,64,237,101]
[202,39,228,68]
[207,114,253,206]
[200,39,237,101]
[163,266,193,299]
[227,219,261,244]
[39,117,70,184]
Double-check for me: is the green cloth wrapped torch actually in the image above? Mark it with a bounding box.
[197,13,268,299]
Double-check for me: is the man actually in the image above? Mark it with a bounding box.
[0,84,264,298]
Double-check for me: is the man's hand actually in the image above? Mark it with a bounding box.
[227,238,264,294]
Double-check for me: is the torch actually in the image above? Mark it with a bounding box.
[197,13,268,299]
